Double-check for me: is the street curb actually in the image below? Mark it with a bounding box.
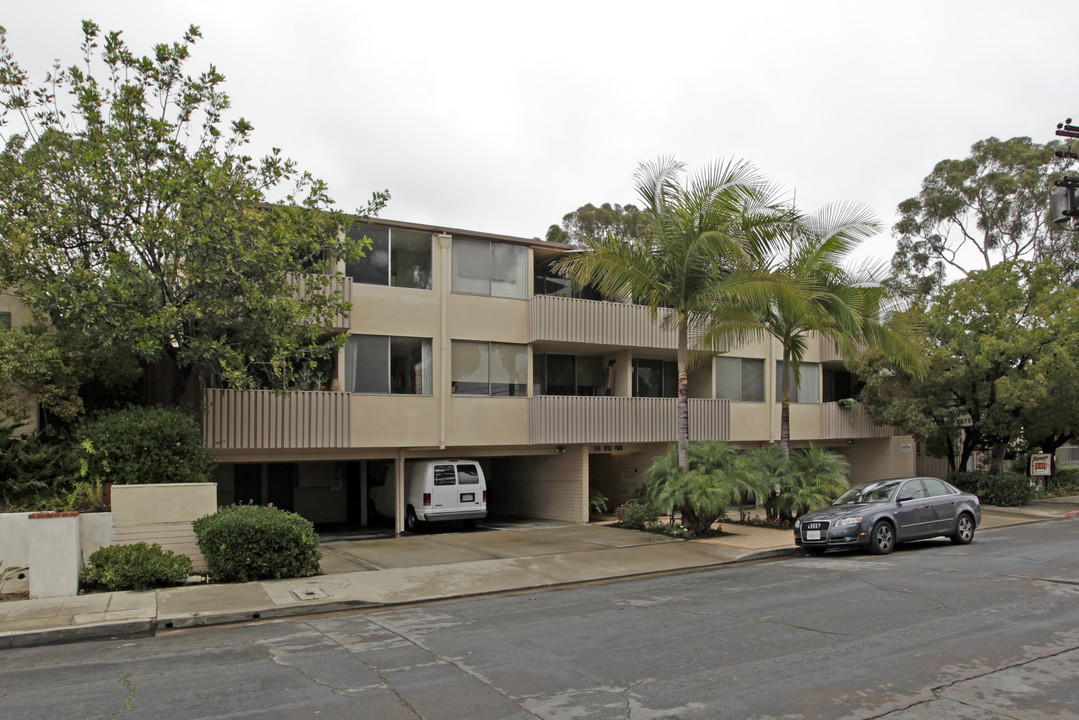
[0,618,155,649]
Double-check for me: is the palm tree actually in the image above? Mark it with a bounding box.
[757,202,927,457]
[770,445,851,520]
[556,157,796,471]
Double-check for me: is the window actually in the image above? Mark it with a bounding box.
[534,354,604,396]
[633,358,677,398]
[775,361,819,403]
[823,367,862,402]
[452,239,528,299]
[345,225,432,289]
[534,261,601,299]
[922,478,955,497]
[452,341,527,396]
[344,335,432,394]
[457,464,480,485]
[716,357,765,402]
[433,465,456,486]
[0,311,10,331]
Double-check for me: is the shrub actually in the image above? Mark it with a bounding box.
[84,542,192,591]
[193,505,322,583]
[589,489,608,515]
[1050,466,1079,491]
[615,498,659,530]
[949,470,1033,506]
[72,406,217,485]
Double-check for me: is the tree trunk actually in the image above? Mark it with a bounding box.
[988,441,1008,474]
[780,346,792,459]
[676,313,690,472]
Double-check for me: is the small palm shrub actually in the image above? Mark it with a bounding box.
[645,441,771,533]
[769,446,850,520]
[194,505,322,583]
[84,543,192,591]
[615,498,659,529]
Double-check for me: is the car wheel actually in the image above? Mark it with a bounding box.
[405,506,420,532]
[951,513,975,545]
[869,521,895,555]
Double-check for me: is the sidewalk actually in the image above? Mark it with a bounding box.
[3,499,1077,650]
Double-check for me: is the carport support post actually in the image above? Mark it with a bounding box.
[395,449,405,536]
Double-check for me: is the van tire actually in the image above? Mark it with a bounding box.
[405,506,420,533]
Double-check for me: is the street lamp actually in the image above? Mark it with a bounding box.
[1052,118,1079,232]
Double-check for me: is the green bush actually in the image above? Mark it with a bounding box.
[949,470,1034,506]
[1050,466,1079,491]
[72,406,217,485]
[615,498,659,530]
[193,505,322,583]
[84,542,192,591]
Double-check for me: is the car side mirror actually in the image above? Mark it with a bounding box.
[897,495,914,503]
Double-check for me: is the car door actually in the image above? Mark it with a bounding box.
[893,479,935,540]
[455,462,483,512]
[430,464,459,513]
[922,477,960,535]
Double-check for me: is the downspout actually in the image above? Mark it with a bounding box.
[437,233,451,450]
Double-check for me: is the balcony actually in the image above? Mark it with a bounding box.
[287,272,353,332]
[819,401,899,440]
[529,396,730,445]
[529,295,725,352]
[203,388,351,450]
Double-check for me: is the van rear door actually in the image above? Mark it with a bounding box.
[430,464,458,513]
[456,463,483,512]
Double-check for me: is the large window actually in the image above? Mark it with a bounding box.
[452,239,528,299]
[452,341,527,396]
[345,225,432,289]
[775,361,819,403]
[534,354,604,396]
[344,335,432,394]
[633,358,677,398]
[716,357,765,402]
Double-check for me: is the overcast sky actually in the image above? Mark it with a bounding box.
[3,1,1075,264]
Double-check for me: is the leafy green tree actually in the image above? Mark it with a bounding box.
[556,157,796,470]
[892,136,1075,299]
[755,203,927,457]
[644,441,771,533]
[545,202,649,245]
[859,261,1079,473]
[0,22,387,419]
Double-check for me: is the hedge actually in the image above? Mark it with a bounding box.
[84,542,192,591]
[193,504,322,583]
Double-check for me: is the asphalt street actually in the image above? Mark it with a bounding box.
[2,519,1077,720]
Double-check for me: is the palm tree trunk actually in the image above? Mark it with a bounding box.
[780,346,792,459]
[677,312,690,471]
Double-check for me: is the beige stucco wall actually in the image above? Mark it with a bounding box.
[777,403,822,440]
[350,394,442,447]
[446,397,529,447]
[729,403,772,442]
[111,483,218,525]
[838,435,917,485]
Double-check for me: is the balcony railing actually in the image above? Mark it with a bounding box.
[203,388,351,450]
[529,395,730,445]
[287,272,353,331]
[819,401,899,439]
[529,295,727,352]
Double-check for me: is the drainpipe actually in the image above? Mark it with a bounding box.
[437,233,451,450]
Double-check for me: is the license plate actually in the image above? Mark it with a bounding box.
[806,530,821,541]
[460,493,474,503]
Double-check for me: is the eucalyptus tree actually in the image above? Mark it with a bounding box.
[556,157,796,471]
[753,202,927,457]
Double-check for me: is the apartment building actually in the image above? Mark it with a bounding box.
[202,218,918,532]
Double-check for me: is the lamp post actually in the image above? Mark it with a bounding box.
[1052,118,1079,232]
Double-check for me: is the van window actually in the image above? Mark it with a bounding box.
[433,465,456,486]
[458,465,480,485]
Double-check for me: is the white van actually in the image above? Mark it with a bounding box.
[368,460,487,532]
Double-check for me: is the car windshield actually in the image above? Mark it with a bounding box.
[832,480,902,505]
